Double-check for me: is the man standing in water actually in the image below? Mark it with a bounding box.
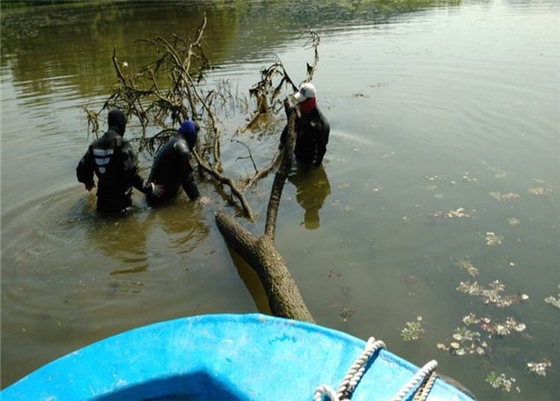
[145,119,208,205]
[281,82,330,168]
[77,109,160,213]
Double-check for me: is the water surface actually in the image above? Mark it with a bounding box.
[1,1,559,399]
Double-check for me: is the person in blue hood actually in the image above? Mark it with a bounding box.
[145,120,205,205]
[77,109,158,213]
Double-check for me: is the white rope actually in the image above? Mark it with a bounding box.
[390,360,439,401]
[313,339,439,401]
[314,337,386,401]
[337,337,386,398]
[412,369,438,401]
[314,385,339,401]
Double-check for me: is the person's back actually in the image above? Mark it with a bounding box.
[77,109,152,213]
[293,106,330,167]
[281,82,330,168]
[146,120,200,205]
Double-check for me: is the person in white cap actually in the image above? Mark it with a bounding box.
[280,82,330,168]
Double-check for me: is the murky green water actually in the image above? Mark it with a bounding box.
[1,1,559,399]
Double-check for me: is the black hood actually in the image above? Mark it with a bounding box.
[108,109,127,136]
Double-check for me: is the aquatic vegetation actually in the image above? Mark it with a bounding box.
[422,175,445,193]
[479,316,527,338]
[337,307,354,323]
[462,172,478,183]
[437,313,526,358]
[454,257,479,277]
[400,316,424,341]
[423,175,443,183]
[489,191,521,201]
[485,371,520,393]
[483,163,508,179]
[528,186,551,196]
[544,286,560,309]
[485,232,503,246]
[528,179,553,196]
[437,326,487,356]
[429,207,472,219]
[456,280,529,308]
[527,360,551,377]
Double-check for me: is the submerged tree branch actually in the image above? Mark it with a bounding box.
[84,19,322,322]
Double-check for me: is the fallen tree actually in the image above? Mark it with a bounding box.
[216,103,314,322]
[85,16,319,322]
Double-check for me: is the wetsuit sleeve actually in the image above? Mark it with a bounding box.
[121,140,150,194]
[178,147,200,200]
[76,146,95,185]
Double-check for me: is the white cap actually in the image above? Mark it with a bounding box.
[293,82,317,103]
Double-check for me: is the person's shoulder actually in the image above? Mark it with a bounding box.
[172,136,189,152]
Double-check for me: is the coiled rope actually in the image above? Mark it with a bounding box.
[314,338,438,401]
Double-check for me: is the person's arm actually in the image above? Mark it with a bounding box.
[314,117,330,167]
[76,146,96,190]
[121,140,152,194]
[178,145,200,200]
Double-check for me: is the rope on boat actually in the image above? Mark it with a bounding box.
[314,336,385,401]
[391,360,438,401]
[313,339,439,401]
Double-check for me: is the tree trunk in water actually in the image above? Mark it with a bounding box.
[215,211,314,323]
[215,105,314,323]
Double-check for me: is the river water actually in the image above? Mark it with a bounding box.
[1,1,559,399]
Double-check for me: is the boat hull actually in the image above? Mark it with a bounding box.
[2,313,474,400]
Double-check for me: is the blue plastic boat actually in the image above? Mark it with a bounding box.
[2,313,474,400]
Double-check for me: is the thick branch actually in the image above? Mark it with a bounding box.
[192,150,253,219]
[264,105,296,239]
[215,211,314,323]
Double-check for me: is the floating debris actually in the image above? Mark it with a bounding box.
[485,371,520,393]
[528,185,552,196]
[544,287,560,309]
[337,307,354,323]
[423,175,445,193]
[462,172,479,183]
[372,186,382,193]
[480,317,527,338]
[455,257,479,277]
[326,270,342,279]
[430,207,472,219]
[528,187,547,196]
[437,326,488,356]
[400,316,424,342]
[485,232,503,246]
[423,175,443,182]
[489,191,521,201]
[457,281,529,308]
[508,217,520,226]
[527,360,551,377]
[483,163,508,178]
[438,312,528,365]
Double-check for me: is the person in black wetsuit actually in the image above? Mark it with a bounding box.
[76,109,157,213]
[281,82,330,168]
[145,120,205,205]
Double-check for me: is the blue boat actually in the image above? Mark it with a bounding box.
[2,313,475,400]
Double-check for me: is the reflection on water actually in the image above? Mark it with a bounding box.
[288,165,332,230]
[1,1,559,399]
